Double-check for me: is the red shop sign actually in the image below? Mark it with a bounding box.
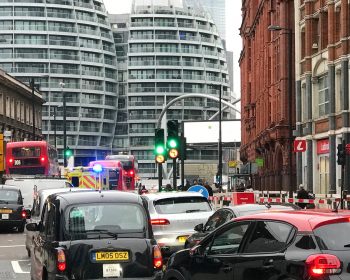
[317,139,329,154]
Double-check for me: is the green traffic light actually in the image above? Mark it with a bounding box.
[168,139,178,148]
[65,149,72,157]
[156,145,165,154]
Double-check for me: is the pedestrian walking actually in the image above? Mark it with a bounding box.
[204,182,213,197]
[296,184,309,209]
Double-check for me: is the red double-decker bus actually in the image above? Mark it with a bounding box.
[105,155,138,190]
[5,141,60,176]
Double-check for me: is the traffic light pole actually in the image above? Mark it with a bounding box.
[180,131,185,189]
[173,158,177,190]
[158,163,162,192]
[218,85,223,188]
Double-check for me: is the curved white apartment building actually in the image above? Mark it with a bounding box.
[0,0,117,165]
[124,1,231,177]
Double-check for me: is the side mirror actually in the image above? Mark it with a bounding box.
[25,209,31,219]
[194,223,204,232]
[26,222,39,232]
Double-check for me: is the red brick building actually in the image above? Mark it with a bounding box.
[239,0,295,191]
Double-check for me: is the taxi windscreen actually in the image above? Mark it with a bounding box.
[65,203,146,240]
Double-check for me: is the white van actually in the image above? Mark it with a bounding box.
[4,177,72,209]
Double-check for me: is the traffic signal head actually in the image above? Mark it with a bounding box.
[64,147,72,157]
[337,143,346,166]
[154,129,166,163]
[167,120,179,138]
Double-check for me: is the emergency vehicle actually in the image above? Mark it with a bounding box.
[65,165,126,190]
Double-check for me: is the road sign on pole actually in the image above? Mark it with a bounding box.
[294,140,307,152]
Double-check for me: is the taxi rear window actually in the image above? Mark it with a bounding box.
[65,203,146,240]
[314,222,350,251]
[154,196,212,214]
[0,189,19,204]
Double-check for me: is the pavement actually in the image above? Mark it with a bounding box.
[0,228,30,280]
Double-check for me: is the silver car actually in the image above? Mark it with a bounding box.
[143,192,214,256]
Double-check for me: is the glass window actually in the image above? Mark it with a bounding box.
[65,203,146,240]
[12,147,41,157]
[243,221,294,253]
[0,189,19,204]
[314,222,350,251]
[154,196,211,214]
[206,222,250,255]
[204,210,231,231]
[318,75,329,117]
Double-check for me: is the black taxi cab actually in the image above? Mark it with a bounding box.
[26,190,163,280]
[0,185,28,232]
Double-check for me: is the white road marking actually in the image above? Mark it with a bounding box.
[11,260,30,274]
[0,245,25,248]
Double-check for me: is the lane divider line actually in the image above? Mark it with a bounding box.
[11,260,30,274]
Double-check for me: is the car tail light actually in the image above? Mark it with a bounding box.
[151,218,170,225]
[57,249,66,272]
[153,245,163,269]
[21,210,27,219]
[306,254,341,277]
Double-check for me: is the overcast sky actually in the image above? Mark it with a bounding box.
[103,0,242,95]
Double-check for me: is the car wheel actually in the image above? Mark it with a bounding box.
[18,224,25,233]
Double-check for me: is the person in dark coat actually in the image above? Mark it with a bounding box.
[296,184,309,209]
[204,182,213,197]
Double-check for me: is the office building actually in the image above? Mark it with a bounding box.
[110,0,231,177]
[295,0,350,195]
[0,0,118,166]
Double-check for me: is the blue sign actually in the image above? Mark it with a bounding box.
[188,185,209,199]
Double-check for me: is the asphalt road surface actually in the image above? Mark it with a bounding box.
[0,228,30,280]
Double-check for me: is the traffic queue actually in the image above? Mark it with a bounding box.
[2,170,350,279]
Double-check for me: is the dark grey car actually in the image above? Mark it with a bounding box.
[185,203,300,248]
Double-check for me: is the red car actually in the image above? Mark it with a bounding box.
[164,209,350,280]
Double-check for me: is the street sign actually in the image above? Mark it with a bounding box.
[294,139,307,152]
[228,160,237,168]
[3,130,11,142]
[346,143,350,155]
[188,185,209,199]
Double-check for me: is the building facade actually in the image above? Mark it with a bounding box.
[240,0,295,191]
[0,0,118,166]
[186,0,226,40]
[0,68,44,143]
[110,0,231,177]
[295,0,350,194]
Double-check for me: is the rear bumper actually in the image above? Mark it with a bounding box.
[52,272,162,280]
[154,232,192,256]
[0,219,24,228]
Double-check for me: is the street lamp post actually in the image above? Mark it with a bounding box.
[60,82,66,167]
[51,105,58,149]
[268,25,294,192]
[30,78,36,140]
[218,85,223,189]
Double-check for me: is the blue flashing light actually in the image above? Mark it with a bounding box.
[92,164,103,173]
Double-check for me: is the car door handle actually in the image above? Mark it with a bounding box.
[262,259,274,269]
[222,264,233,273]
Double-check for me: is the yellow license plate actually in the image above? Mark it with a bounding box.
[177,236,188,243]
[0,209,12,214]
[95,251,129,261]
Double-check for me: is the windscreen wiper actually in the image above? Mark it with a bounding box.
[85,229,118,239]
[186,209,202,213]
